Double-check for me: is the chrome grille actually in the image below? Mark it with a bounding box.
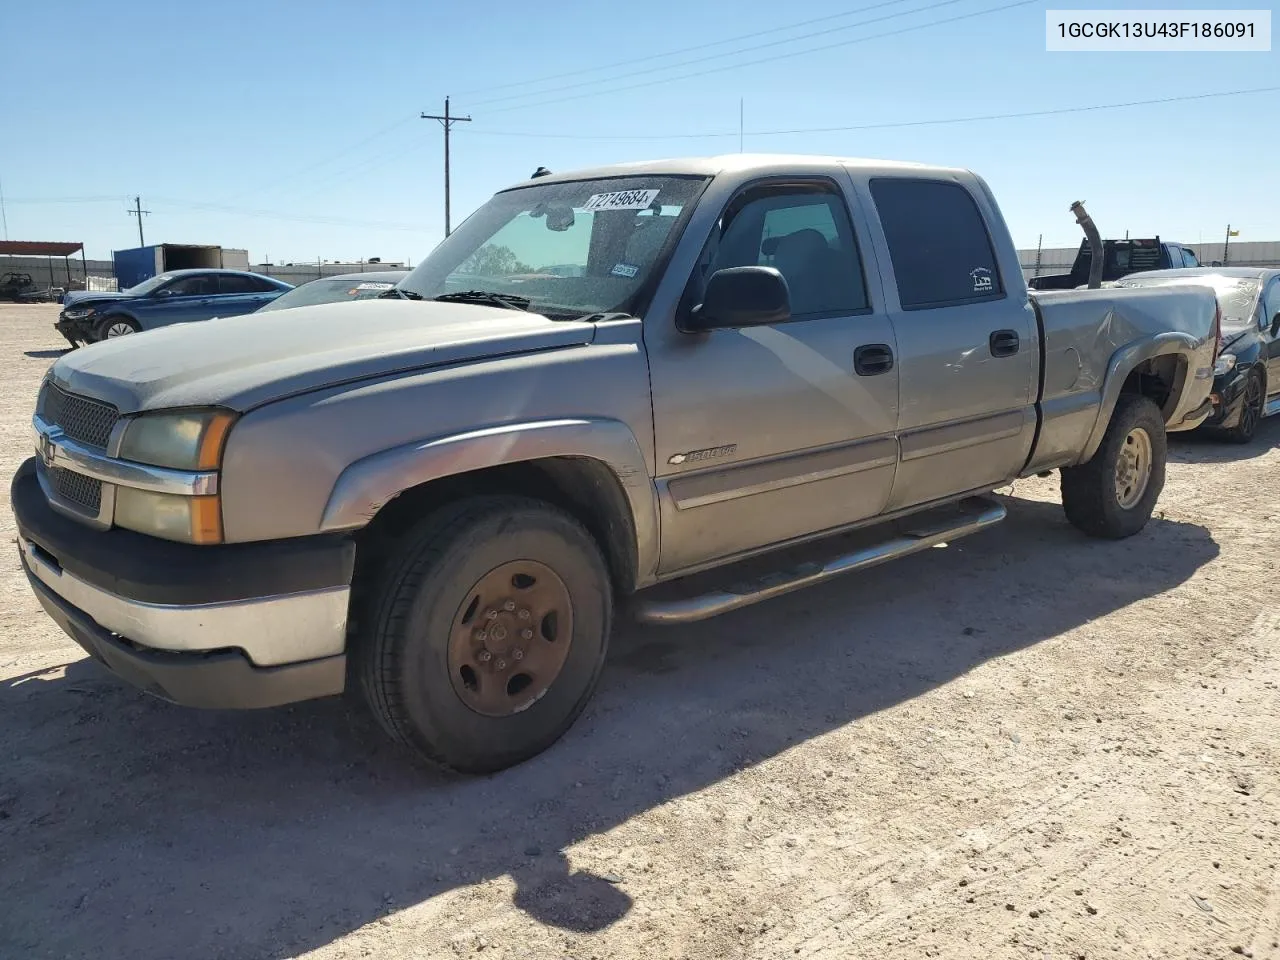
[48,466,103,512]
[41,383,119,449]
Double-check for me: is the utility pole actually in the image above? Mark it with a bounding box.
[127,196,150,247]
[1033,234,1043,278]
[421,97,471,237]
[0,173,8,241]
[1224,224,1238,265]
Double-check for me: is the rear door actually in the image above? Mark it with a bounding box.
[860,175,1038,510]
[647,175,900,574]
[215,274,280,315]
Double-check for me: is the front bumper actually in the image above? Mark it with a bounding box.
[12,458,355,708]
[1199,368,1249,430]
[56,312,97,343]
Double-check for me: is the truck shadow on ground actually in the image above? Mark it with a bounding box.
[1168,413,1280,464]
[0,495,1218,960]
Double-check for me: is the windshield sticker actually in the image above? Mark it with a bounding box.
[610,263,640,279]
[354,282,395,290]
[971,267,994,294]
[583,189,661,212]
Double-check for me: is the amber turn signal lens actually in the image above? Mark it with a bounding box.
[196,412,236,471]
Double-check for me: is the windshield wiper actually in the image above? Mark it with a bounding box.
[433,290,531,311]
[378,288,424,300]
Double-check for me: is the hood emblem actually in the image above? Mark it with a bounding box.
[668,443,737,466]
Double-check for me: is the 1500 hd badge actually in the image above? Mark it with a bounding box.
[668,443,737,466]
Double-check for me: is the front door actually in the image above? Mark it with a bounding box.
[1262,277,1280,400]
[858,174,1038,510]
[138,273,220,328]
[647,176,900,575]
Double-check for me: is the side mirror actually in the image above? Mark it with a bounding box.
[681,266,790,333]
[155,288,173,298]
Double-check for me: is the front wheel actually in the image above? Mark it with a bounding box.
[97,316,140,340]
[1061,394,1167,539]
[356,496,613,773]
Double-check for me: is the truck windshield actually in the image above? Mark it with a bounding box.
[1117,274,1262,330]
[397,175,708,319]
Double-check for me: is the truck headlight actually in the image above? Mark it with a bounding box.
[114,410,235,544]
[118,410,235,471]
[1213,354,1237,377]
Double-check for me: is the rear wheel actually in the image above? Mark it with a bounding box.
[1061,394,1166,539]
[97,316,140,340]
[1222,369,1263,444]
[356,496,612,773]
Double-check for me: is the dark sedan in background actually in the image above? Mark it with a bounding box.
[1115,267,1280,442]
[254,270,409,313]
[57,269,293,346]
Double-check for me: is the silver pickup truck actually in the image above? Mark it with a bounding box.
[14,155,1219,772]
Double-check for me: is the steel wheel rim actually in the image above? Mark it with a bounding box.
[106,322,135,338]
[446,560,574,717]
[1114,426,1153,509]
[1242,377,1262,435]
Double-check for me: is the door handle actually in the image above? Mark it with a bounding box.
[854,343,894,376]
[989,329,1020,358]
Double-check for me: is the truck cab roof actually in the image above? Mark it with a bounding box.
[500,153,967,191]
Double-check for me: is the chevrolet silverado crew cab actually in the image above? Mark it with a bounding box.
[14,155,1219,772]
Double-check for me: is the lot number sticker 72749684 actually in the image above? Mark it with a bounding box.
[582,189,661,212]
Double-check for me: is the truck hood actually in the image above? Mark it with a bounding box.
[47,299,598,414]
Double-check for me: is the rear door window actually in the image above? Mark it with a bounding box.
[869,178,1003,310]
[217,274,260,295]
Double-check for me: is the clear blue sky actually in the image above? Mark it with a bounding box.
[2,0,1275,262]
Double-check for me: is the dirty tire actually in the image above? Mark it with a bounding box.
[1061,394,1166,540]
[1221,369,1263,444]
[357,496,612,774]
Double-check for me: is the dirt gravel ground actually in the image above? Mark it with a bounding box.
[1,302,1277,960]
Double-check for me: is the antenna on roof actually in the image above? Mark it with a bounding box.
[531,166,552,179]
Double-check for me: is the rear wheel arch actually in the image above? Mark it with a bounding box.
[1080,337,1198,464]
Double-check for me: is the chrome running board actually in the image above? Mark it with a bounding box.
[1264,396,1280,418]
[633,495,1006,625]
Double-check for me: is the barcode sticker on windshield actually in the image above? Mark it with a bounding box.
[354,282,395,290]
[582,189,660,212]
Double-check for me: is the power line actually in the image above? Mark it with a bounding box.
[271,131,435,197]
[3,195,124,204]
[146,196,424,232]
[469,0,969,108]
[458,0,923,97]
[457,84,1280,142]
[480,0,1040,116]
[224,116,416,204]
[465,0,926,104]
